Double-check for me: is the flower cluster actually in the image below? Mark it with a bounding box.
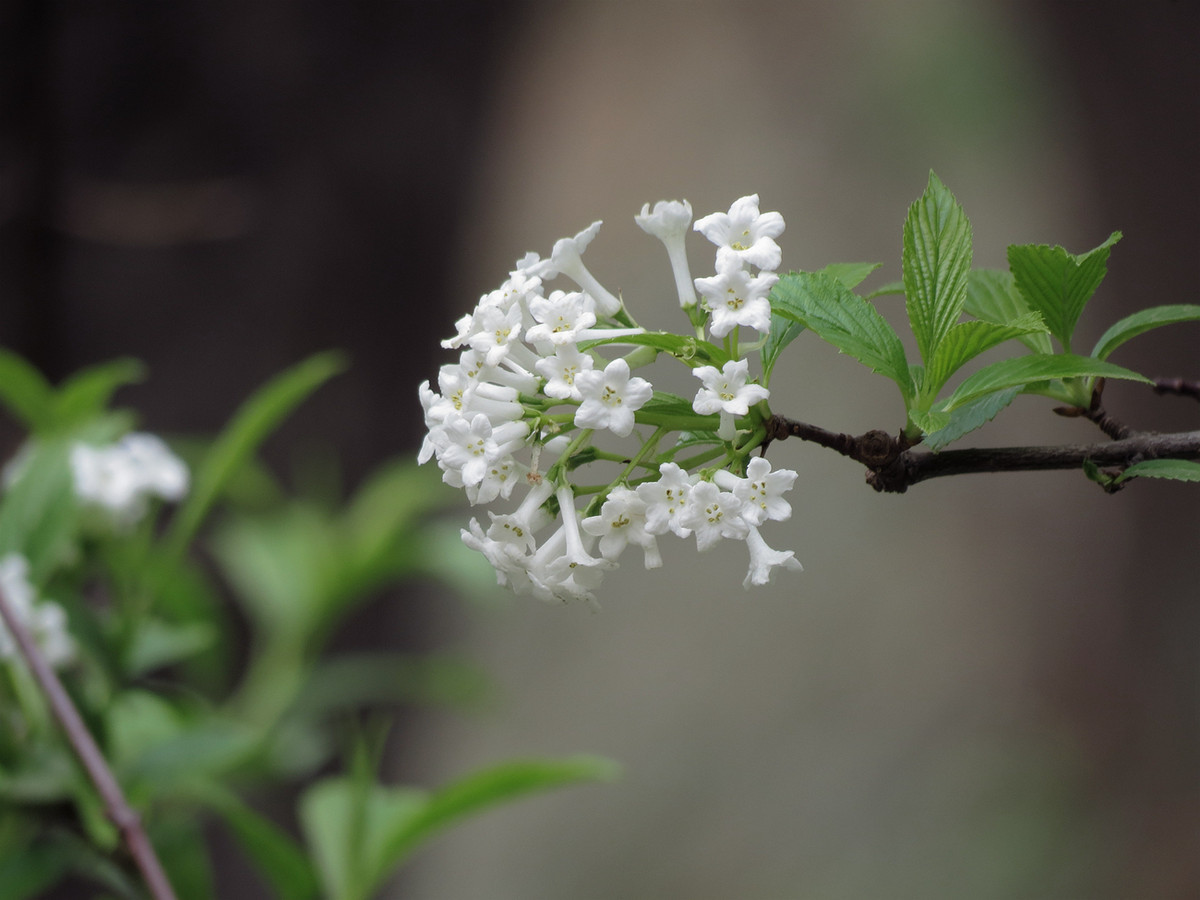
[0,554,74,669]
[419,195,800,604]
[71,432,190,528]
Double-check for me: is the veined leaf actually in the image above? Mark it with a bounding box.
[1007,231,1121,350]
[923,312,1046,397]
[908,409,950,435]
[922,387,1020,451]
[762,263,880,378]
[902,171,973,366]
[771,271,913,400]
[1091,304,1200,360]
[822,262,882,290]
[1114,459,1200,485]
[865,279,905,300]
[166,351,347,555]
[945,353,1151,411]
[965,269,1053,354]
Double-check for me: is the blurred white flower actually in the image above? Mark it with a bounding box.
[0,554,75,668]
[71,432,188,526]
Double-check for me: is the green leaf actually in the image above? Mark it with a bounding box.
[195,783,321,900]
[771,271,913,400]
[0,350,55,431]
[864,279,905,300]
[49,358,144,431]
[301,755,618,900]
[923,312,1046,397]
[1007,231,1121,350]
[945,353,1152,411]
[300,777,426,900]
[908,409,950,435]
[922,387,1020,451]
[122,618,216,677]
[166,351,347,555]
[1114,459,1200,484]
[965,269,1053,354]
[0,439,78,581]
[822,262,882,290]
[1090,304,1200,360]
[0,840,70,900]
[379,755,621,871]
[902,171,973,365]
[763,263,880,378]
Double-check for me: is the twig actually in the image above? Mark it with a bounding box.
[0,585,178,900]
[1153,376,1200,403]
[767,414,1200,494]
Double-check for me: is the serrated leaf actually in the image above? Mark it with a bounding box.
[924,312,1047,396]
[922,387,1020,451]
[1007,231,1121,350]
[864,280,905,299]
[822,262,882,290]
[762,264,880,378]
[965,269,1053,354]
[1090,304,1200,360]
[771,271,913,400]
[902,171,973,365]
[762,312,805,379]
[1114,459,1200,484]
[166,350,347,556]
[908,409,951,435]
[945,353,1151,411]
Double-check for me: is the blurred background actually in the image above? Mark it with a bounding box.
[1,1,1197,898]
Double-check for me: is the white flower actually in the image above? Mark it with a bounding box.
[582,487,662,568]
[742,525,803,588]
[0,554,74,668]
[533,222,623,318]
[72,433,188,526]
[733,457,797,525]
[466,303,525,368]
[636,462,696,538]
[573,358,653,437]
[679,480,748,551]
[693,263,777,337]
[693,194,786,272]
[535,344,594,400]
[636,200,698,309]
[525,290,597,345]
[691,359,770,441]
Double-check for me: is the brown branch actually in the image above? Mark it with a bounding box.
[767,414,1200,494]
[0,586,179,900]
[1051,379,1134,441]
[1153,376,1200,403]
